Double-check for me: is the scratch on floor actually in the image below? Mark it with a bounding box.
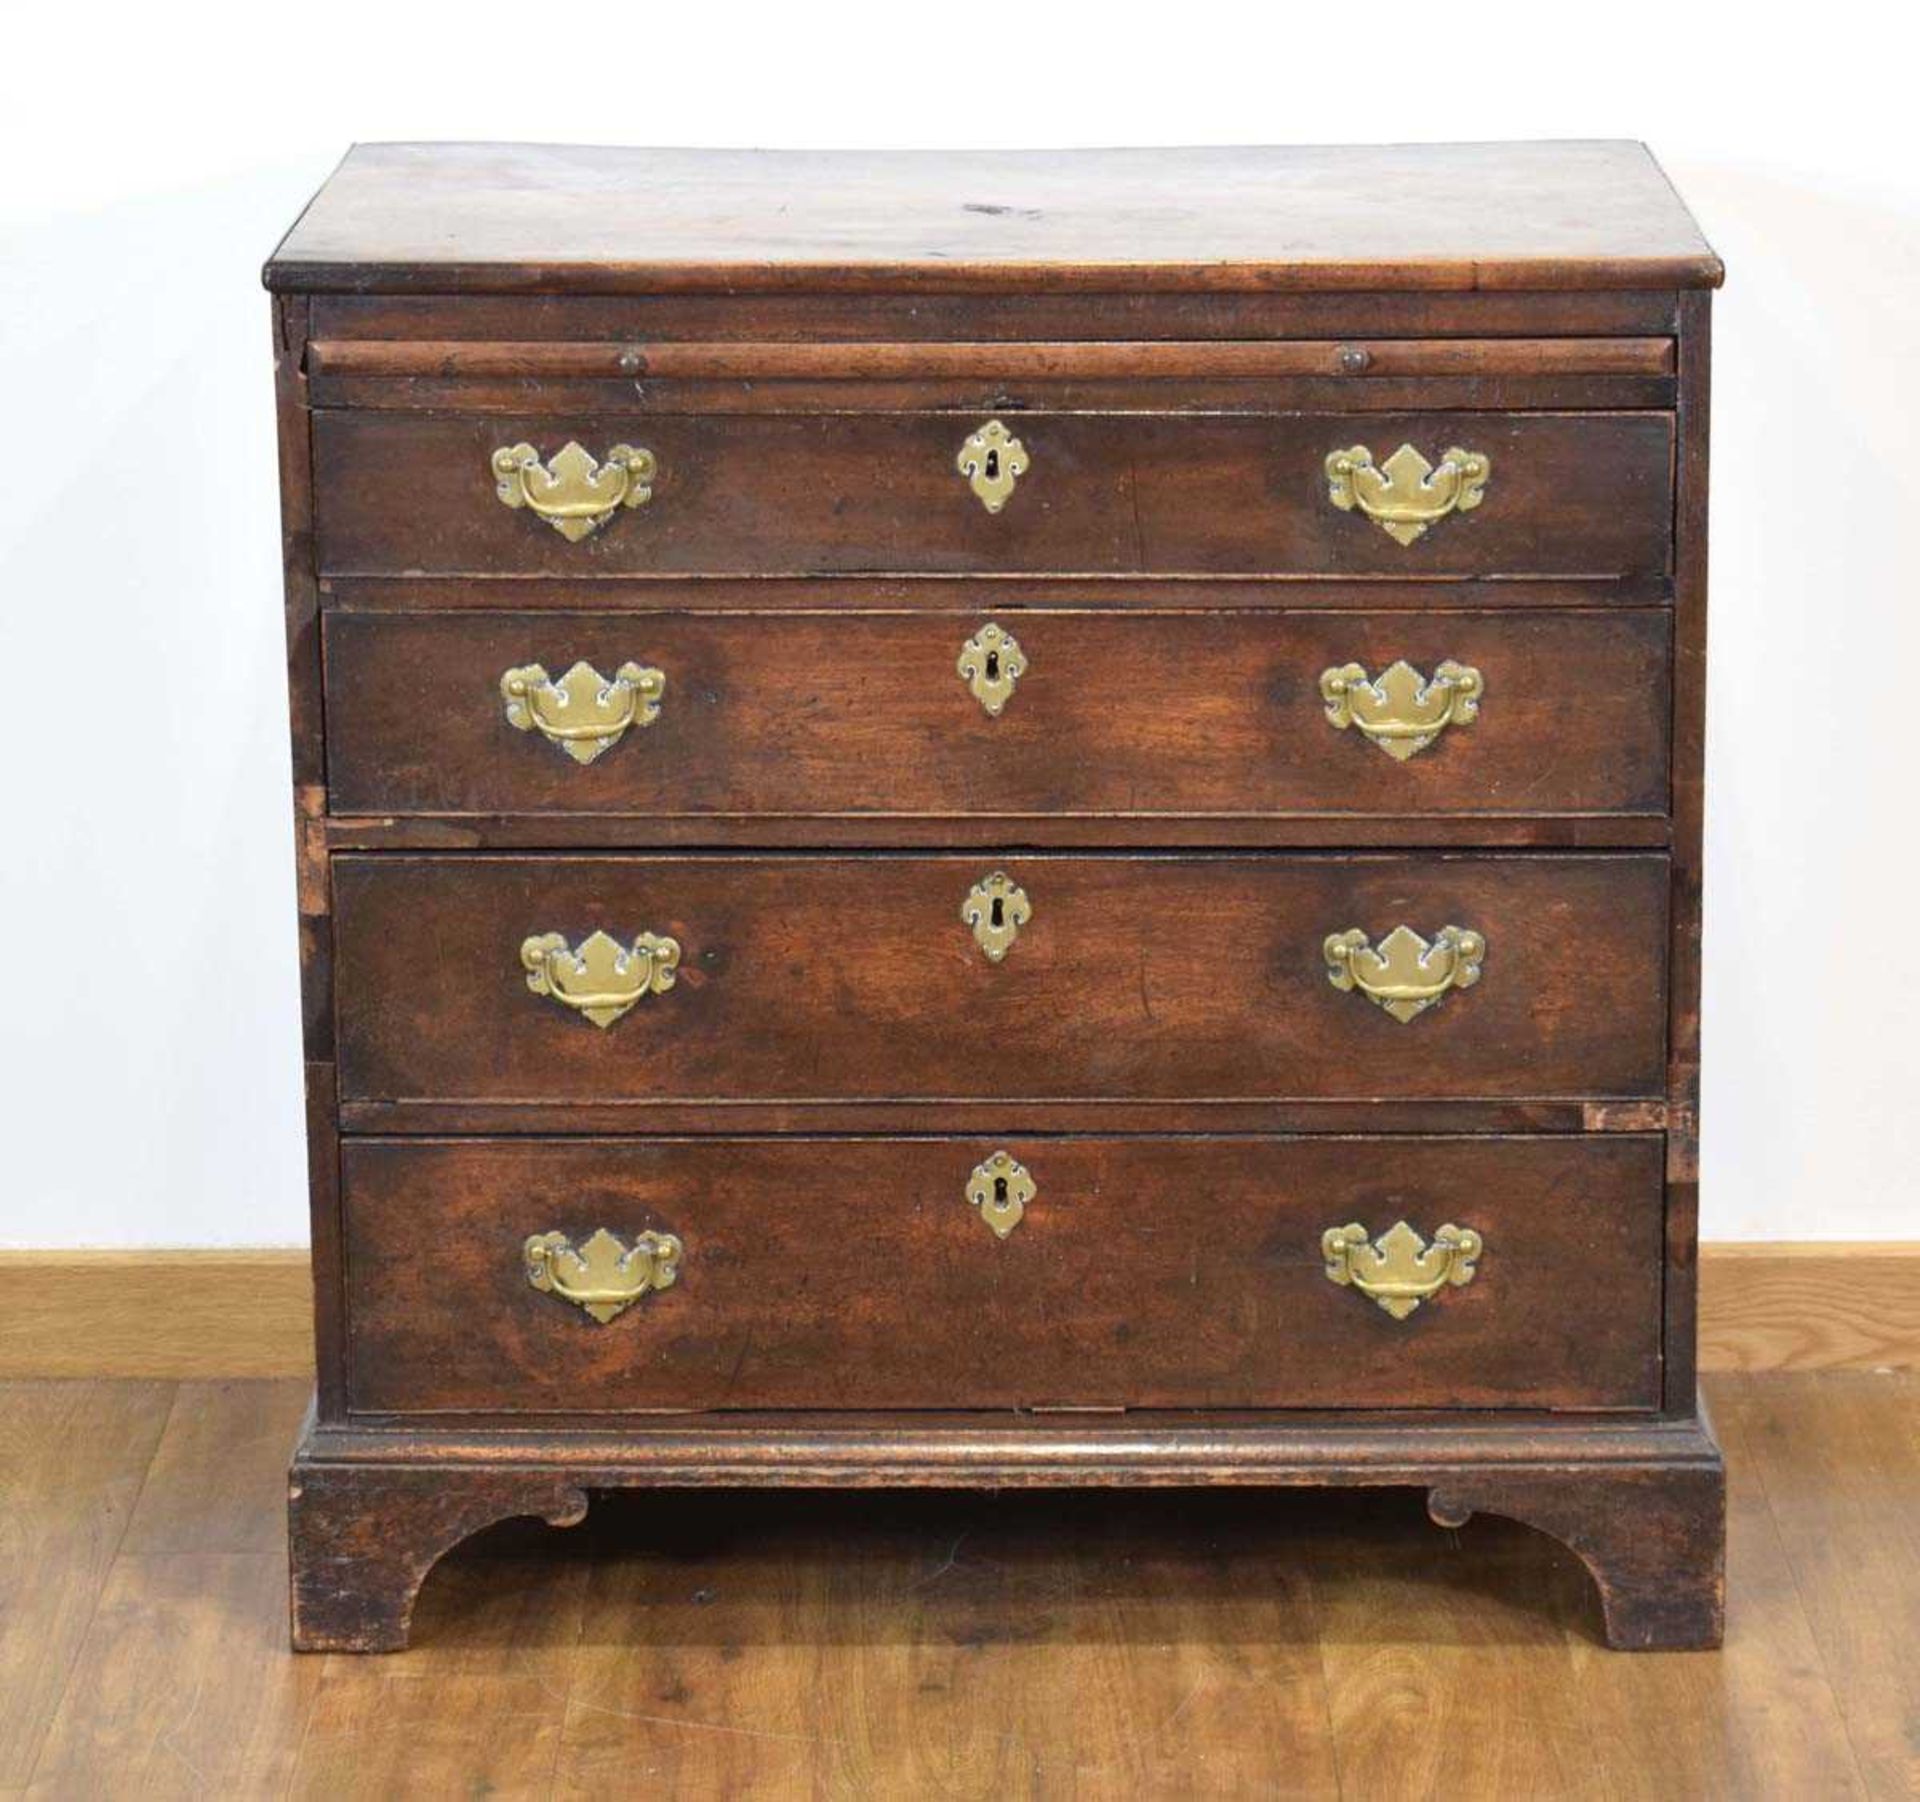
[565,1694,846,1748]
[1161,1676,1208,1731]
[156,1672,213,1788]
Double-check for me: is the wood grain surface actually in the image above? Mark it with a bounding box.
[309,335,1677,379]
[322,607,1673,822]
[329,852,1671,1107]
[313,372,1683,417]
[309,288,1684,344]
[312,407,1675,580]
[323,571,1677,615]
[0,1250,313,1378]
[4,1374,1909,1795]
[338,1134,1665,1416]
[265,142,1722,295]
[0,1380,171,1787]
[302,332,1678,416]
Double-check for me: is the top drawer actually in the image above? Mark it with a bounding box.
[310,409,1674,580]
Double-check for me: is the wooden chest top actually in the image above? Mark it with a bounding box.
[266,140,1722,294]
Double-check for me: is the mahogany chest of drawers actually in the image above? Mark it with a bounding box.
[268,141,1725,1651]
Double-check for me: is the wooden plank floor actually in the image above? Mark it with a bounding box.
[2,1373,1912,1799]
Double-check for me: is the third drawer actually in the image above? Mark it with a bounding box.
[332,852,1669,1105]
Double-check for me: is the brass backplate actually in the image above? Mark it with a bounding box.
[492,441,657,541]
[1324,924,1485,1024]
[1324,443,1490,546]
[524,1227,683,1324]
[1322,1220,1483,1320]
[501,659,665,763]
[1320,659,1482,761]
[521,929,681,1028]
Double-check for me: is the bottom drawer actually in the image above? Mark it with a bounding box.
[342,1135,1665,1416]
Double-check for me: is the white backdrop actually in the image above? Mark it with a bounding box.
[2,1,1915,1245]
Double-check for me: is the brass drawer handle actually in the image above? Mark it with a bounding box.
[502,660,665,764]
[963,871,1030,962]
[491,440,657,541]
[1320,659,1482,761]
[521,929,681,1028]
[1323,1220,1482,1320]
[1325,443,1490,545]
[1324,924,1485,1024]
[525,1227,683,1323]
[957,622,1027,716]
[966,1150,1035,1239]
[956,419,1029,513]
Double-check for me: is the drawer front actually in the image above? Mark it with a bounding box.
[332,854,1668,1104]
[340,1134,1666,1415]
[324,609,1672,820]
[312,410,1673,578]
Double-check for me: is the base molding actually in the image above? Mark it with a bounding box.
[289,1400,1726,1652]
[3,1243,1912,1378]
[296,1405,1726,1482]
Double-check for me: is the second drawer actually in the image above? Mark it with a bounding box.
[324,608,1672,820]
[332,853,1669,1105]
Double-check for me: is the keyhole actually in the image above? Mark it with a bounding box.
[985,650,1000,681]
[984,448,1000,480]
[993,1175,1009,1206]
[990,896,1005,929]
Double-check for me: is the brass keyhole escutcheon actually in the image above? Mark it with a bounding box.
[957,622,1027,716]
[967,1151,1035,1239]
[963,872,1030,962]
[956,420,1030,513]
